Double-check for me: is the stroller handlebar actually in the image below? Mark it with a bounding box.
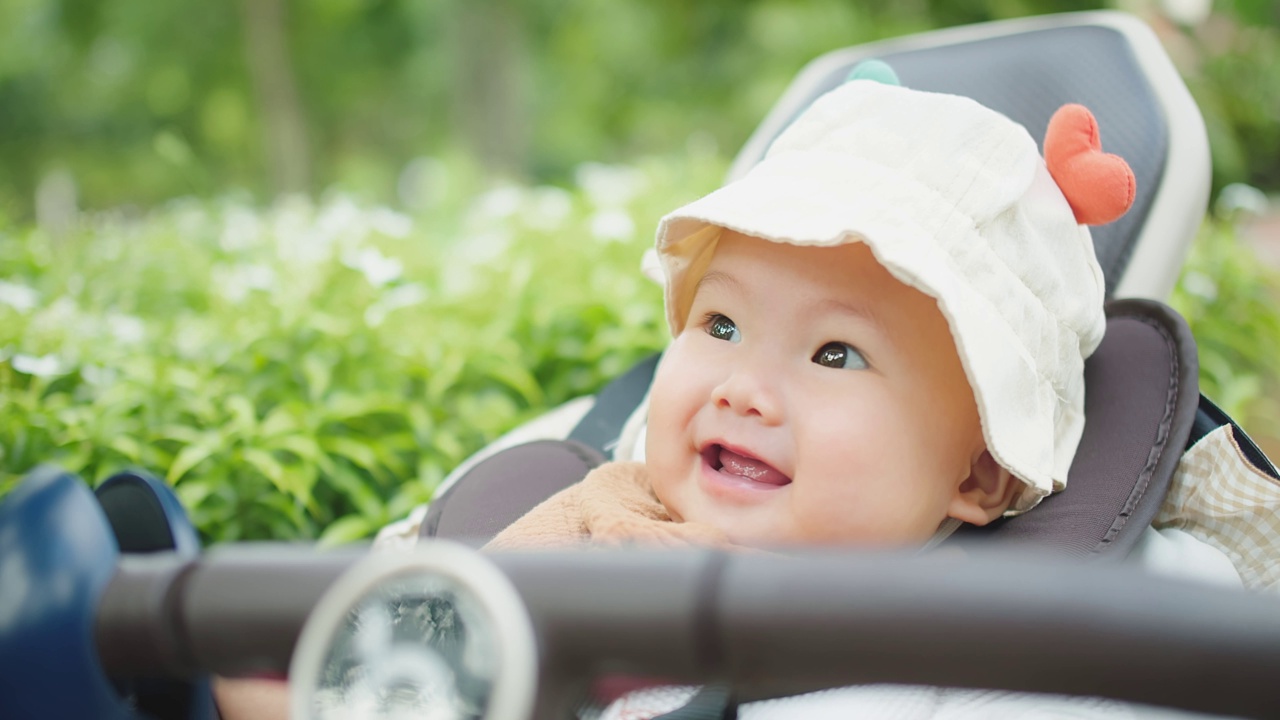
[96,547,359,678]
[94,543,1280,720]
[496,547,1280,718]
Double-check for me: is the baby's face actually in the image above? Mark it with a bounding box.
[647,231,987,547]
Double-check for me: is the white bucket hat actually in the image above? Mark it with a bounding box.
[654,70,1134,513]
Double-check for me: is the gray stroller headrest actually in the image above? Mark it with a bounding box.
[954,298,1199,557]
[729,13,1210,301]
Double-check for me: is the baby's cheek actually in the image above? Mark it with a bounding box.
[793,429,931,543]
[787,485,902,545]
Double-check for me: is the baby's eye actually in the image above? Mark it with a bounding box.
[706,314,741,343]
[812,341,869,370]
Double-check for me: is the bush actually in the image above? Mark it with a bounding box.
[0,152,723,544]
[1169,206,1280,437]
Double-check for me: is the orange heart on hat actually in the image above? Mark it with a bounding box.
[1044,104,1136,226]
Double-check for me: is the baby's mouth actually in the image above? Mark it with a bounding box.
[704,444,792,486]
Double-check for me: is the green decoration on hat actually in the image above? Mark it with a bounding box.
[844,59,900,87]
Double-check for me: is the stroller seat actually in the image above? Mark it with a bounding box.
[396,10,1222,560]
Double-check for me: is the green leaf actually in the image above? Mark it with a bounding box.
[175,479,215,512]
[317,514,375,548]
[167,435,222,483]
[260,405,302,438]
[224,394,258,435]
[242,447,286,491]
[302,355,332,402]
[268,434,324,463]
[321,436,381,475]
[109,435,145,463]
[481,360,545,406]
[325,464,386,522]
[425,353,466,402]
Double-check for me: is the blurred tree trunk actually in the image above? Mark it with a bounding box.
[451,0,530,177]
[241,0,311,195]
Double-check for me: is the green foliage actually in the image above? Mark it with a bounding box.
[1170,213,1280,432]
[1182,18,1280,193]
[0,152,725,543]
[5,0,935,209]
[16,0,1278,219]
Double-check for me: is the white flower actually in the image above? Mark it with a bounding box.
[106,313,146,345]
[470,185,524,223]
[169,199,210,243]
[439,230,515,297]
[173,321,209,359]
[315,196,365,247]
[272,195,324,264]
[12,353,68,378]
[589,209,635,242]
[575,162,648,208]
[220,205,264,253]
[1180,270,1218,302]
[342,247,403,287]
[81,364,118,387]
[212,263,276,303]
[369,208,413,239]
[1216,183,1268,220]
[364,283,428,327]
[35,297,80,329]
[1160,0,1212,26]
[245,264,275,289]
[440,267,479,299]
[0,281,38,313]
[449,230,512,270]
[524,187,573,231]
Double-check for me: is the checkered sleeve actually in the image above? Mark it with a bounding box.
[1155,424,1280,592]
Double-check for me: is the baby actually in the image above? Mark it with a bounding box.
[487,63,1133,552]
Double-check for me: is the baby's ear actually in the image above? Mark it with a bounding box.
[948,451,1020,526]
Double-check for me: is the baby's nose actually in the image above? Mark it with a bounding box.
[711,368,783,424]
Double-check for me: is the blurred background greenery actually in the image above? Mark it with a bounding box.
[1,0,1277,543]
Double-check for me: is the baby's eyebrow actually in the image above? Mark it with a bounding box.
[693,269,745,298]
[814,296,891,340]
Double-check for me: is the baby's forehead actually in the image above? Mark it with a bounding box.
[696,230,953,341]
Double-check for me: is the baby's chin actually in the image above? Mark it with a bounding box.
[669,504,783,549]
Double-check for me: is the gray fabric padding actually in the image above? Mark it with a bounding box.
[422,439,606,544]
[956,299,1199,557]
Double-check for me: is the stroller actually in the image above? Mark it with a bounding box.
[3,10,1279,720]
